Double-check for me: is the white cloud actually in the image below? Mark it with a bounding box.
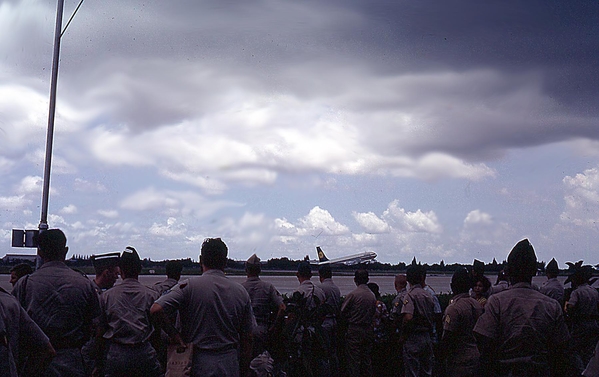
[73,178,107,193]
[0,195,30,210]
[98,209,119,219]
[60,204,78,215]
[560,167,599,227]
[15,176,43,195]
[382,200,442,234]
[352,211,390,234]
[297,206,350,236]
[464,210,493,225]
[149,217,187,237]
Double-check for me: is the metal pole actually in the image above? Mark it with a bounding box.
[39,0,65,232]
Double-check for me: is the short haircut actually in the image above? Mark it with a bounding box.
[475,275,492,292]
[451,267,472,294]
[297,261,312,278]
[10,263,33,279]
[318,264,332,279]
[200,238,228,270]
[37,229,67,261]
[246,263,261,276]
[394,274,407,290]
[354,269,369,285]
[165,260,183,279]
[406,264,425,285]
[367,282,380,300]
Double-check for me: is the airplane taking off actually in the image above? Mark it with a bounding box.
[309,246,377,266]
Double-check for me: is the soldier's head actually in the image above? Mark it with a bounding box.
[506,239,537,284]
[36,229,68,262]
[394,274,407,292]
[296,261,312,282]
[200,238,228,271]
[450,267,472,294]
[406,264,426,286]
[545,258,559,279]
[318,264,332,282]
[245,254,261,277]
[367,282,381,300]
[9,263,33,287]
[120,247,142,279]
[166,260,183,281]
[91,252,120,289]
[354,269,369,286]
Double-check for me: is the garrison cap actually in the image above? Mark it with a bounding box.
[564,261,594,285]
[91,252,120,269]
[121,246,142,271]
[507,239,537,278]
[546,258,559,274]
[246,254,261,266]
[473,259,485,275]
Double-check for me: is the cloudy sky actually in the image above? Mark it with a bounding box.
[1,0,598,265]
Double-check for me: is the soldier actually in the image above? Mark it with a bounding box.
[8,263,33,288]
[12,229,100,377]
[341,269,377,377]
[241,254,285,358]
[440,267,482,377]
[90,252,120,295]
[473,239,572,377]
[318,264,341,377]
[540,258,564,304]
[401,264,435,377]
[390,274,408,376]
[294,261,326,310]
[565,262,599,372]
[95,247,162,377]
[83,252,120,373]
[0,287,55,376]
[152,260,183,296]
[151,238,255,377]
[488,269,509,296]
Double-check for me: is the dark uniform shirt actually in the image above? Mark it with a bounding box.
[99,278,160,344]
[294,280,326,311]
[155,269,255,350]
[473,282,570,374]
[539,278,564,304]
[442,293,483,369]
[12,261,100,348]
[390,287,407,322]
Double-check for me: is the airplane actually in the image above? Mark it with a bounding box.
[309,246,377,266]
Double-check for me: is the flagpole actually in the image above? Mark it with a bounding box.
[39,0,65,233]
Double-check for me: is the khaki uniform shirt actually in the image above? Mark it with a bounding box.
[241,277,283,326]
[319,278,341,315]
[0,289,50,377]
[12,261,100,348]
[100,278,160,344]
[155,269,255,350]
[151,278,179,296]
[568,283,599,338]
[443,292,483,365]
[539,278,564,303]
[473,282,570,369]
[341,284,376,327]
[401,284,435,334]
[294,280,326,310]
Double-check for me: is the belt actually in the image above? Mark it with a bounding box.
[194,343,237,353]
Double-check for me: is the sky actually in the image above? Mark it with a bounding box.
[1,0,599,265]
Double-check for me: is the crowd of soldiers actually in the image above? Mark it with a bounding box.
[1,229,599,377]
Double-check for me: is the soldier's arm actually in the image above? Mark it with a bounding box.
[150,303,185,347]
[474,332,497,377]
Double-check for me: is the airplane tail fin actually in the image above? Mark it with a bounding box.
[316,246,329,262]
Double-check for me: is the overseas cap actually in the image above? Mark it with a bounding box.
[507,239,537,278]
[91,252,120,269]
[246,254,261,266]
[121,246,142,273]
[546,258,559,274]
